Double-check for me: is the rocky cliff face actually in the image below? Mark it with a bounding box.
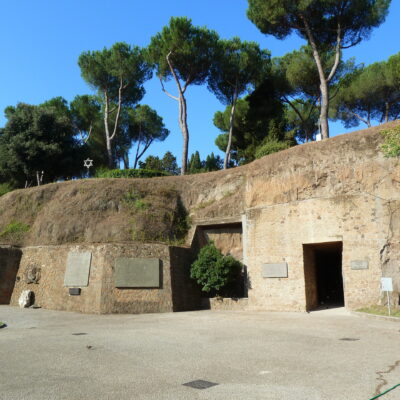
[0,122,398,248]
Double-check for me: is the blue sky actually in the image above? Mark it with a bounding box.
[0,0,399,165]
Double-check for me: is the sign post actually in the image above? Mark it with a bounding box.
[381,277,393,316]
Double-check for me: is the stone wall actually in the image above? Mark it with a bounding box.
[11,244,103,313]
[206,297,248,311]
[98,243,173,314]
[10,243,201,314]
[0,246,22,304]
[244,193,397,311]
[2,123,400,313]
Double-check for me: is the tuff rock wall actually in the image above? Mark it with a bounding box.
[0,122,399,312]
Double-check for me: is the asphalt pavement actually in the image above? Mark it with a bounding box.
[0,306,399,400]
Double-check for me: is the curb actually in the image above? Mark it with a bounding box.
[350,311,400,323]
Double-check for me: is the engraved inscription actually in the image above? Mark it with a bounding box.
[115,258,160,288]
[64,252,92,287]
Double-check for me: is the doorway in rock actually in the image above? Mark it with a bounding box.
[193,222,246,298]
[303,242,344,311]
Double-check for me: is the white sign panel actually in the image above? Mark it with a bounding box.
[381,277,393,292]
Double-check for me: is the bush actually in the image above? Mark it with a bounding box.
[255,140,290,159]
[0,183,12,197]
[381,126,400,158]
[95,168,170,179]
[190,242,243,295]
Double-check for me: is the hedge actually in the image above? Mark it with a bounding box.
[95,168,170,179]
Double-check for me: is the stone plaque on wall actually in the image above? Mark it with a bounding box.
[64,252,92,287]
[350,260,369,270]
[115,258,160,288]
[262,263,288,278]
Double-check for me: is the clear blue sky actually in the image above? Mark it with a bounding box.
[0,0,399,165]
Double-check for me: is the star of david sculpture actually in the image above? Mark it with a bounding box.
[83,158,93,177]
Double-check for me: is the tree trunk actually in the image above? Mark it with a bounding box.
[224,94,237,169]
[368,105,372,127]
[301,17,342,140]
[164,51,190,175]
[179,94,189,175]
[103,91,114,168]
[385,102,390,123]
[134,141,141,169]
[319,79,330,140]
[306,41,330,139]
[350,110,371,127]
[134,139,153,169]
[123,153,129,169]
[103,79,124,169]
[106,137,113,169]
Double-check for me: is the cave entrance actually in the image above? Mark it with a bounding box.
[303,242,344,311]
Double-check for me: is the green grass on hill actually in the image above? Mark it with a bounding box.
[357,305,400,318]
[0,221,30,243]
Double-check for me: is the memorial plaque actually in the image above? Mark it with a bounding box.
[350,260,369,270]
[115,258,160,288]
[69,288,81,296]
[64,252,92,287]
[262,263,288,278]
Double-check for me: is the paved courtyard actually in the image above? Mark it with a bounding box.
[0,306,399,400]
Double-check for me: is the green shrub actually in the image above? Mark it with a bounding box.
[255,141,290,159]
[95,168,170,179]
[0,221,30,242]
[0,183,12,197]
[190,242,243,295]
[381,126,400,158]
